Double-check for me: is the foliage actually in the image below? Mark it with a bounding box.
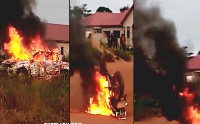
[184,46,193,57]
[70,4,92,19]
[96,6,112,13]
[103,51,115,62]
[134,97,161,121]
[114,49,131,61]
[0,76,69,123]
[62,54,69,62]
[120,6,129,12]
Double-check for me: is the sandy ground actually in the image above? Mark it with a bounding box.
[70,57,133,124]
[134,117,179,124]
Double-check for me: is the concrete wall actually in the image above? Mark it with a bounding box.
[123,9,134,47]
[56,42,69,56]
[86,27,124,45]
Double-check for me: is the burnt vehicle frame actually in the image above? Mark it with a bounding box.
[98,56,127,119]
[0,50,69,80]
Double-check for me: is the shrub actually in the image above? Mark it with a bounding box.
[134,97,161,121]
[114,49,131,61]
[0,76,69,123]
[103,51,115,62]
[62,54,69,62]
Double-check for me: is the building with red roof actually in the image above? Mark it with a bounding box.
[186,55,200,82]
[82,4,133,46]
[44,23,69,56]
[187,55,200,71]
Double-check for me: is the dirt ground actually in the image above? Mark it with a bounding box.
[134,117,179,124]
[70,57,133,124]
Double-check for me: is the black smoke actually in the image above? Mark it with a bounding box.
[0,0,45,49]
[69,15,99,109]
[134,0,187,121]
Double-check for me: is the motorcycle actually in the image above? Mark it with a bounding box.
[99,55,127,119]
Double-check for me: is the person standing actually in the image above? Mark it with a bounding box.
[121,34,126,51]
[113,35,118,49]
[120,34,123,50]
[107,34,112,48]
[87,33,92,40]
[110,33,115,48]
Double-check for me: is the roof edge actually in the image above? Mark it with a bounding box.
[120,4,134,25]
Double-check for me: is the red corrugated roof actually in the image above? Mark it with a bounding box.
[45,23,69,42]
[187,55,200,70]
[82,4,133,27]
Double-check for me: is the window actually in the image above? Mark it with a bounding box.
[61,47,64,55]
[96,29,102,33]
[104,31,110,36]
[113,30,120,38]
[93,28,102,34]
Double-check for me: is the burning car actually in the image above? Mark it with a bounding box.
[0,26,69,80]
[0,50,69,80]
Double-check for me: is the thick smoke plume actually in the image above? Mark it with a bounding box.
[134,0,187,121]
[0,0,45,48]
[70,16,99,109]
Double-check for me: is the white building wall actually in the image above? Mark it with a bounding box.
[56,42,69,56]
[123,9,134,47]
[86,27,124,45]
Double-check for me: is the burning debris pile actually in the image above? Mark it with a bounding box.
[134,0,189,122]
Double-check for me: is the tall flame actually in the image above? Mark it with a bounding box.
[4,26,59,61]
[4,26,30,60]
[86,68,113,116]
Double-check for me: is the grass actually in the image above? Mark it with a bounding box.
[134,97,161,121]
[114,49,132,62]
[0,75,69,123]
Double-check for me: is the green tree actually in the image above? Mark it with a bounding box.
[96,6,112,13]
[120,6,129,12]
[70,4,92,19]
[184,46,194,59]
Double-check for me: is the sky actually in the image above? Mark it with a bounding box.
[34,0,69,25]
[146,0,200,55]
[72,0,133,13]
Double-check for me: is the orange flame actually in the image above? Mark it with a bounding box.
[4,26,30,60]
[4,26,59,61]
[179,88,200,124]
[86,69,113,116]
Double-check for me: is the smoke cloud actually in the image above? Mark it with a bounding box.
[69,16,99,109]
[134,0,187,121]
[0,0,45,49]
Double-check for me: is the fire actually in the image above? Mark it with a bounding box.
[4,25,59,61]
[179,88,200,124]
[86,69,113,116]
[4,26,30,60]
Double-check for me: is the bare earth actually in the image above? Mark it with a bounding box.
[70,57,134,124]
[134,117,179,124]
